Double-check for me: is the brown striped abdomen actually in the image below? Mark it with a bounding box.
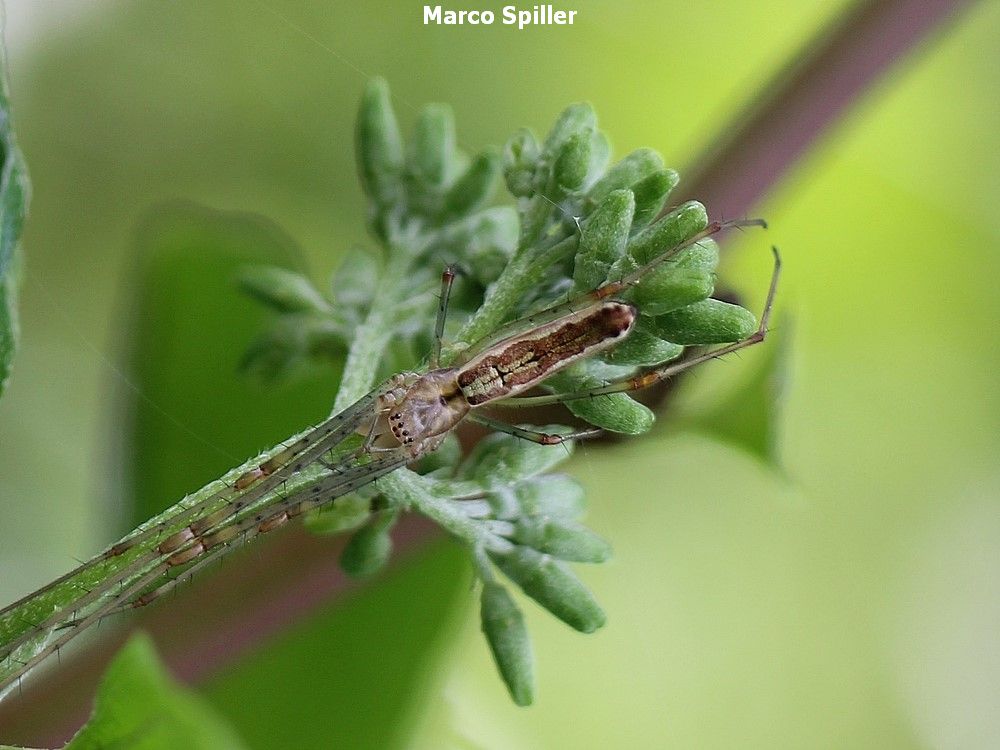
[457,301,635,405]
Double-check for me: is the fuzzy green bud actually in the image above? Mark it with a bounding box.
[503,128,540,197]
[649,298,758,344]
[628,237,719,316]
[552,131,591,195]
[443,149,500,219]
[304,494,371,535]
[480,583,535,706]
[587,148,664,207]
[491,546,606,633]
[543,102,597,155]
[549,363,655,434]
[514,517,612,563]
[462,428,575,486]
[514,475,586,521]
[630,169,679,231]
[602,317,684,367]
[340,510,397,578]
[355,78,404,210]
[408,104,455,187]
[586,130,611,189]
[573,189,634,290]
[627,200,708,265]
[573,190,635,290]
[239,266,331,314]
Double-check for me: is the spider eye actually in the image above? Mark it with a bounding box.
[439,395,448,407]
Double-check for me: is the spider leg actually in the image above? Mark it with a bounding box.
[468,412,602,445]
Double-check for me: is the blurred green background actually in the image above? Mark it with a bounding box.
[1,0,998,747]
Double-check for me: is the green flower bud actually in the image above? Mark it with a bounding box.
[491,546,606,633]
[552,131,591,196]
[514,474,585,521]
[565,391,653,435]
[480,583,535,706]
[602,318,684,366]
[239,266,331,314]
[355,78,404,209]
[514,517,612,563]
[587,148,664,206]
[304,494,371,535]
[408,104,455,187]
[548,362,655,434]
[627,200,708,265]
[630,169,679,231]
[443,149,500,219]
[627,238,719,316]
[586,130,611,189]
[331,247,379,309]
[461,428,575,485]
[340,510,397,578]
[573,189,634,290]
[649,298,757,344]
[503,128,540,197]
[543,102,597,155]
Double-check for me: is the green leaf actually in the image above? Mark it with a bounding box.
[686,319,790,467]
[203,544,469,749]
[238,266,330,314]
[125,204,333,527]
[480,583,534,706]
[65,633,248,750]
[0,41,29,401]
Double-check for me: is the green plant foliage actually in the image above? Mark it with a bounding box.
[64,634,248,750]
[0,80,765,711]
[0,41,29,400]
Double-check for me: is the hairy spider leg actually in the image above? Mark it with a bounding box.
[431,265,459,368]
[467,412,602,445]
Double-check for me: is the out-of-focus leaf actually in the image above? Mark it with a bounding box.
[0,39,30,401]
[202,543,469,750]
[684,319,790,468]
[64,633,248,750]
[124,203,334,527]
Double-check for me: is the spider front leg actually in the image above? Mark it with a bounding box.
[468,413,602,445]
[431,264,459,368]
[499,247,781,407]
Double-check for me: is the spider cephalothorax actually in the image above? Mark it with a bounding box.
[385,368,470,454]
